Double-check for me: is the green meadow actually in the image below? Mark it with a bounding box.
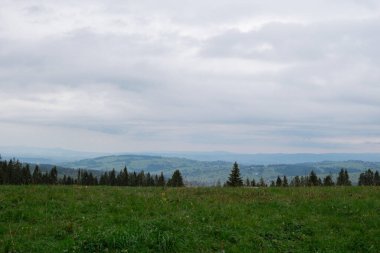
[1,186,379,252]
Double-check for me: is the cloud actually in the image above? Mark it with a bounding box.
[0,0,380,152]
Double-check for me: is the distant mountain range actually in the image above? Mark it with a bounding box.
[2,146,380,185]
[60,154,380,185]
[2,146,380,165]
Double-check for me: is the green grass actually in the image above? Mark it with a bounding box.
[1,186,379,252]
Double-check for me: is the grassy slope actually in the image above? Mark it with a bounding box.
[1,186,380,252]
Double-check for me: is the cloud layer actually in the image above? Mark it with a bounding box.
[1,0,380,153]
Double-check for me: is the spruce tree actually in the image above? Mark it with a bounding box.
[291,176,301,187]
[344,170,352,186]
[309,170,319,186]
[283,176,288,187]
[32,165,42,184]
[21,164,32,185]
[226,162,243,187]
[323,175,334,186]
[50,166,58,184]
[276,176,282,187]
[258,177,267,187]
[337,169,351,186]
[167,170,184,187]
[375,171,380,186]
[157,172,165,187]
[245,178,250,187]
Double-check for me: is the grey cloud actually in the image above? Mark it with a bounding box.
[1,0,380,152]
[201,19,380,63]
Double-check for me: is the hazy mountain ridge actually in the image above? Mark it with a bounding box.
[60,154,380,185]
[3,147,380,184]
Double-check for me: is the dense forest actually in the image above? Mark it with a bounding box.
[0,157,184,187]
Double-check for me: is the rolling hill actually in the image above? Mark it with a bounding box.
[60,155,380,185]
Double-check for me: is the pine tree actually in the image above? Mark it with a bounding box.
[291,176,301,187]
[308,170,319,186]
[251,178,256,187]
[109,169,116,186]
[167,170,184,187]
[50,166,58,184]
[276,176,282,187]
[21,164,32,185]
[157,172,165,187]
[344,170,352,186]
[283,176,288,187]
[323,175,334,186]
[120,166,129,186]
[359,169,376,186]
[32,165,42,184]
[226,162,243,187]
[258,177,267,187]
[337,169,351,186]
[245,178,250,187]
[375,171,380,186]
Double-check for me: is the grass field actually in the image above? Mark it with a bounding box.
[1,186,379,252]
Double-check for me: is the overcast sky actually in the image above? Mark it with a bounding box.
[1,0,380,153]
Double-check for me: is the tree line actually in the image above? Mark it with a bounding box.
[226,162,380,187]
[0,158,184,187]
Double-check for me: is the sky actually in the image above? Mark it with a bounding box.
[1,0,380,153]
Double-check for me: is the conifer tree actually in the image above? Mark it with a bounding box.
[157,172,165,187]
[309,170,319,186]
[109,169,116,186]
[251,178,256,187]
[258,177,267,187]
[32,165,42,184]
[167,170,184,187]
[283,176,288,187]
[323,175,334,186]
[276,176,282,187]
[21,164,32,184]
[50,166,58,184]
[292,176,301,187]
[337,169,351,186]
[375,171,380,186]
[226,162,243,187]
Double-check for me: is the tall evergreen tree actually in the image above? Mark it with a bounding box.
[49,166,58,184]
[309,170,319,186]
[276,176,282,187]
[291,176,301,187]
[323,175,334,186]
[282,176,289,187]
[226,162,243,187]
[258,177,267,187]
[109,169,116,186]
[167,170,184,187]
[337,169,351,186]
[21,164,32,184]
[375,171,380,186]
[32,165,42,184]
[157,172,165,187]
